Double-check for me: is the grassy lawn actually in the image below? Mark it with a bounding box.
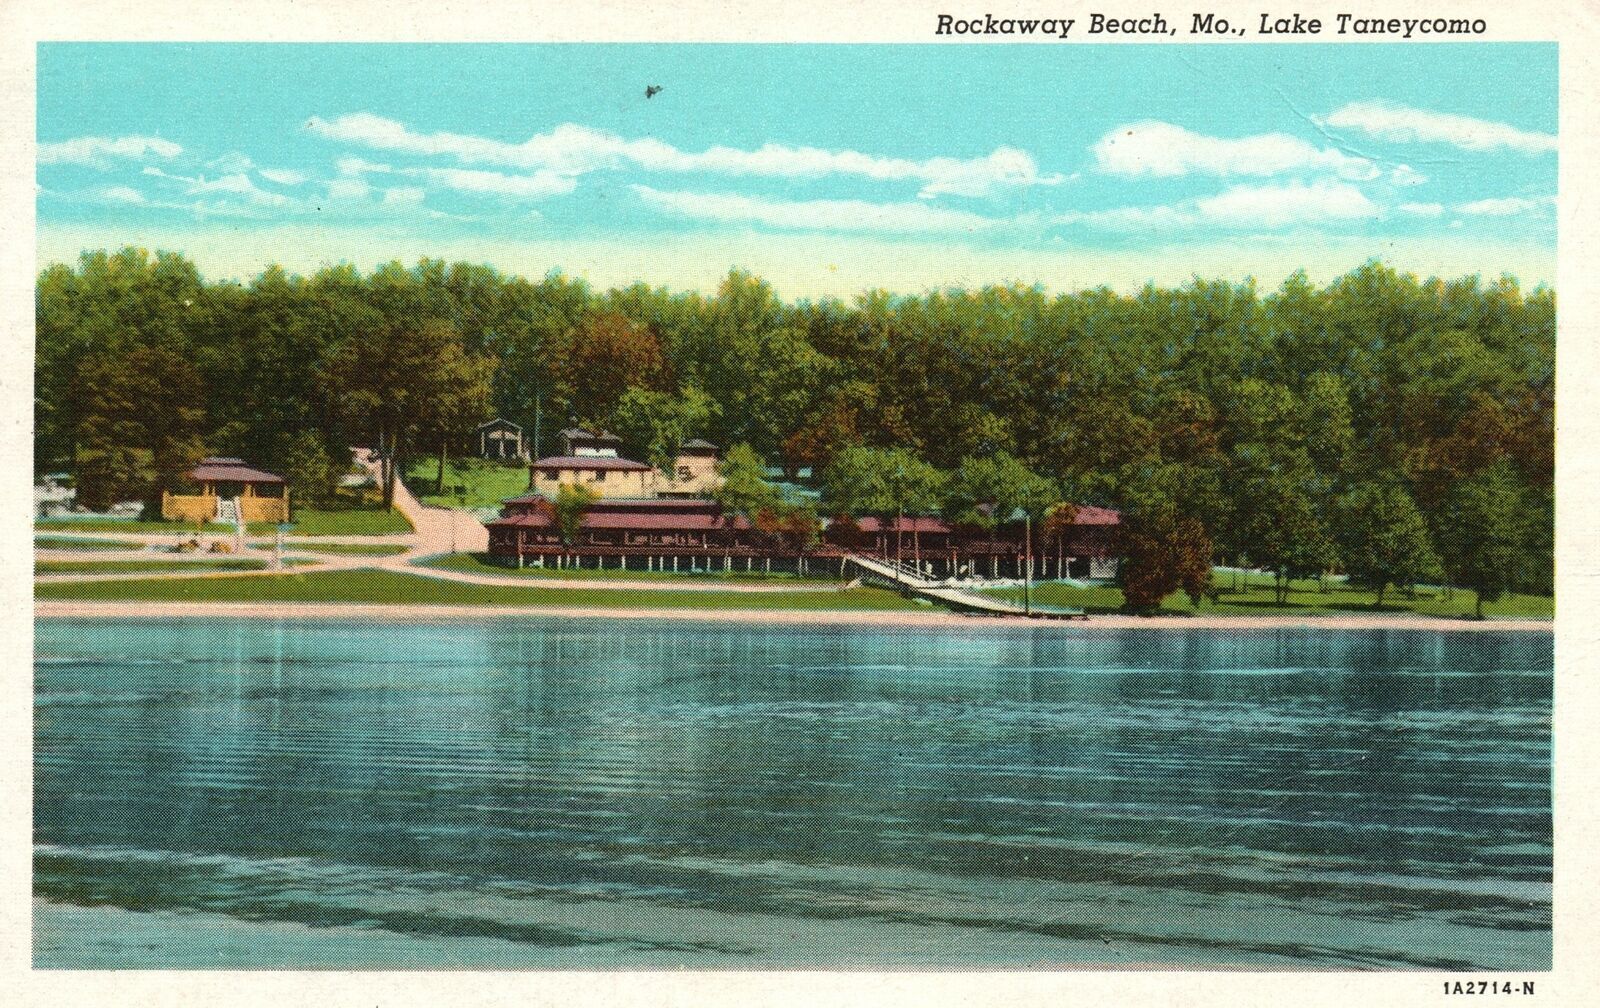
[36,518,230,533]
[420,552,848,583]
[36,557,271,575]
[253,542,411,556]
[243,490,413,537]
[404,455,530,509]
[984,571,1553,620]
[34,535,143,551]
[33,569,919,612]
[248,508,412,537]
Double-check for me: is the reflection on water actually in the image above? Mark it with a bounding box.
[34,617,1551,969]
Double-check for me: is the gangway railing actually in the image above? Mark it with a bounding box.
[843,552,1085,619]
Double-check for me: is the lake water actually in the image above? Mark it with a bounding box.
[34,616,1552,970]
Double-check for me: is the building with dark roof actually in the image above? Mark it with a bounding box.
[162,457,289,524]
[524,431,723,499]
[475,418,526,460]
[489,428,1122,578]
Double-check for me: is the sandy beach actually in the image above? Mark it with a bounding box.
[33,600,1553,632]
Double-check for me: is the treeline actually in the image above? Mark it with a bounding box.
[36,248,1553,604]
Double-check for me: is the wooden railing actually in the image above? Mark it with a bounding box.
[161,492,215,523]
[240,496,289,523]
[161,491,289,525]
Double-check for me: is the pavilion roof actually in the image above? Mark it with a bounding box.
[190,457,284,484]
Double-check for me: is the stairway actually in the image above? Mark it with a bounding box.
[216,497,239,524]
[843,553,1085,618]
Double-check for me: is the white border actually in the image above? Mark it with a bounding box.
[3,3,1595,1005]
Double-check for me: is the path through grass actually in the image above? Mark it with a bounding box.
[35,535,143,552]
[37,557,271,575]
[34,569,919,612]
[255,542,411,556]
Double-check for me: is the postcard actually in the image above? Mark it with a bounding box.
[5,1,1593,1005]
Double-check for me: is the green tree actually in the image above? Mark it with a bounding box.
[819,443,945,560]
[279,430,339,510]
[712,442,783,518]
[1248,477,1337,604]
[322,313,493,510]
[74,344,207,513]
[1333,483,1440,609]
[880,448,947,563]
[819,442,892,519]
[1220,379,1337,600]
[552,483,599,546]
[1118,512,1214,613]
[421,345,497,495]
[610,386,717,475]
[1435,462,1527,618]
[563,311,667,426]
[944,451,1057,526]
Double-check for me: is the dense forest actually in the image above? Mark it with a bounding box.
[35,248,1554,604]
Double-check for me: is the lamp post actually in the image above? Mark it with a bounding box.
[1023,512,1032,617]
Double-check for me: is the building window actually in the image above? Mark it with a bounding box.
[542,470,557,481]
[677,465,692,481]
[594,470,607,482]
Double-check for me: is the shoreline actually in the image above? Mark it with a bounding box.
[34,600,1553,632]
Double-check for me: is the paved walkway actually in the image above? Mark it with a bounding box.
[396,559,834,593]
[358,449,488,555]
[34,529,411,547]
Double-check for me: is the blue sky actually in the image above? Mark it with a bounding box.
[37,43,1557,296]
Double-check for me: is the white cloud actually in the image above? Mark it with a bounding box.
[1399,202,1445,217]
[39,134,182,168]
[1070,203,1193,231]
[414,167,575,200]
[1196,180,1378,228]
[382,186,427,206]
[1390,164,1428,186]
[1320,101,1556,154]
[1457,195,1555,216]
[207,151,254,174]
[632,185,998,235]
[1068,180,1379,232]
[336,156,392,177]
[194,173,292,208]
[98,185,146,205]
[326,178,370,201]
[143,166,294,208]
[307,113,1060,198]
[259,168,309,186]
[1092,121,1374,180]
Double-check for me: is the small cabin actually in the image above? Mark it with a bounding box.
[162,457,289,524]
[559,427,624,458]
[475,418,526,461]
[655,438,722,497]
